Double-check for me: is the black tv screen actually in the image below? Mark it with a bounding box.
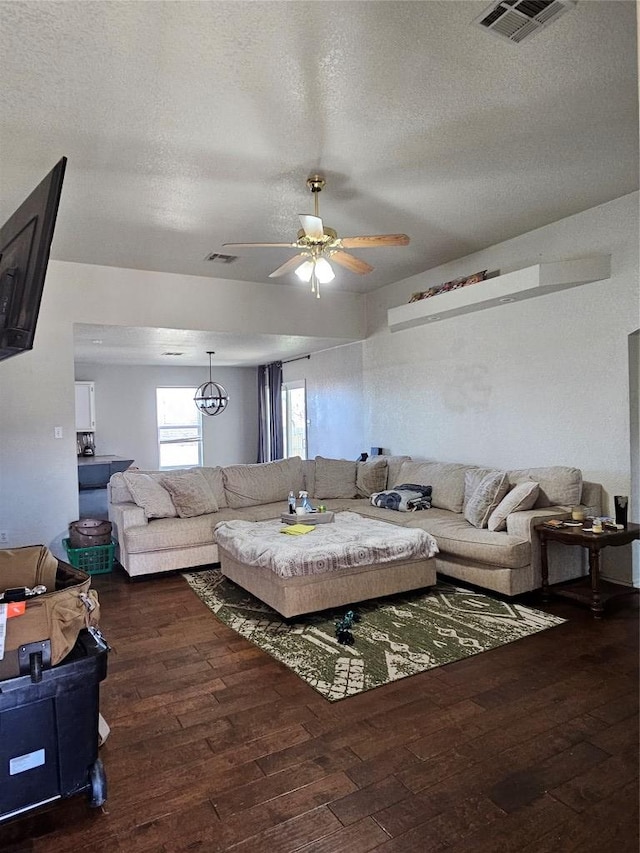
[0,157,67,362]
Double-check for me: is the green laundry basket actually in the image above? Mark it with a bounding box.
[63,538,115,575]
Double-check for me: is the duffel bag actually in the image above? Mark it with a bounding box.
[0,545,100,680]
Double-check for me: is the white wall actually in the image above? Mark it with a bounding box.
[364,192,639,584]
[283,342,364,460]
[1,197,637,584]
[0,262,364,555]
[74,363,258,470]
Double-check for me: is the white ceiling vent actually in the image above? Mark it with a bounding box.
[474,0,577,44]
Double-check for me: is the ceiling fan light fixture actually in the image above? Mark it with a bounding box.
[315,257,335,283]
[295,259,314,282]
[224,174,410,299]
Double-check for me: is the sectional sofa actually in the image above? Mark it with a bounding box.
[107,455,602,597]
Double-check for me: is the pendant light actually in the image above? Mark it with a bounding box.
[194,351,229,416]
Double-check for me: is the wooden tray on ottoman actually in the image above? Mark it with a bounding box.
[280,511,335,525]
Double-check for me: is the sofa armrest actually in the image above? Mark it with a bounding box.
[507,507,578,587]
[108,501,147,544]
[580,481,602,517]
[506,507,570,540]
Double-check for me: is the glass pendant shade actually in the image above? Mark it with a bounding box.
[295,256,334,288]
[314,257,335,283]
[295,259,314,282]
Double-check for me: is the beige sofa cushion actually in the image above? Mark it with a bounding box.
[123,471,177,519]
[123,505,285,553]
[463,470,510,529]
[396,460,470,513]
[488,482,540,532]
[406,509,530,569]
[199,467,227,508]
[124,513,221,553]
[161,470,218,518]
[356,458,388,497]
[507,466,582,508]
[314,457,358,499]
[302,460,316,497]
[377,455,412,490]
[223,457,304,508]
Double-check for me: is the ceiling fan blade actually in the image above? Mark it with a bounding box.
[222,241,297,248]
[268,255,305,278]
[340,234,410,248]
[331,250,374,275]
[299,214,324,240]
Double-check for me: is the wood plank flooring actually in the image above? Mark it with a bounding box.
[1,566,638,852]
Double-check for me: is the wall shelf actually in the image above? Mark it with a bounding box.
[387,256,611,332]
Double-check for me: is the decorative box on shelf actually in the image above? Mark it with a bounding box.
[281,511,335,525]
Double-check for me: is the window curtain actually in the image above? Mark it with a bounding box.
[257,361,284,462]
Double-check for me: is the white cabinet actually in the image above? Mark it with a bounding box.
[75,381,96,431]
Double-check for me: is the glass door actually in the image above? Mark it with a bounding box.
[282,380,307,460]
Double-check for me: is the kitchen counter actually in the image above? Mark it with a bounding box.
[77,455,134,489]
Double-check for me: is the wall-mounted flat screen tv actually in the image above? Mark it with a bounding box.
[0,156,67,362]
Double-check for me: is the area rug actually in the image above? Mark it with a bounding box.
[183,569,565,701]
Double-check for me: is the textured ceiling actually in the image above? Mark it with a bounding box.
[1,1,638,365]
[72,324,354,368]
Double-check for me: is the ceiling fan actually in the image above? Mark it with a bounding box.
[223,176,410,298]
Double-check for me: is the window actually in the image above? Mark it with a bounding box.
[282,380,307,460]
[156,387,202,469]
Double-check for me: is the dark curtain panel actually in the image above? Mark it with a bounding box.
[257,361,284,462]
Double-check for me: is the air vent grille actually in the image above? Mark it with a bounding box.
[205,252,238,263]
[474,0,576,43]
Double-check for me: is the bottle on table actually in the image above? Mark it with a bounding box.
[299,491,313,513]
[288,490,296,514]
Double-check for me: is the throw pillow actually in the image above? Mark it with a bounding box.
[488,482,540,532]
[506,466,582,508]
[356,458,388,497]
[222,457,303,509]
[123,471,177,519]
[161,470,218,518]
[370,484,432,512]
[314,457,357,499]
[397,460,467,513]
[463,467,500,511]
[463,470,510,529]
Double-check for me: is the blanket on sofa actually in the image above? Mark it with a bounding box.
[214,511,439,579]
[370,483,433,512]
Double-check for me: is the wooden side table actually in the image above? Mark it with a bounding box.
[535,521,639,618]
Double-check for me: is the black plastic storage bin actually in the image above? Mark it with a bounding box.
[0,628,109,823]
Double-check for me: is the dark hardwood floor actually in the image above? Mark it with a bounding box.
[1,565,638,852]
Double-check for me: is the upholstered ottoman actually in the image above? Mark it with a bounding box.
[214,511,438,618]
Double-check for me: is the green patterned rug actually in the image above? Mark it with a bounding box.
[183,569,565,701]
